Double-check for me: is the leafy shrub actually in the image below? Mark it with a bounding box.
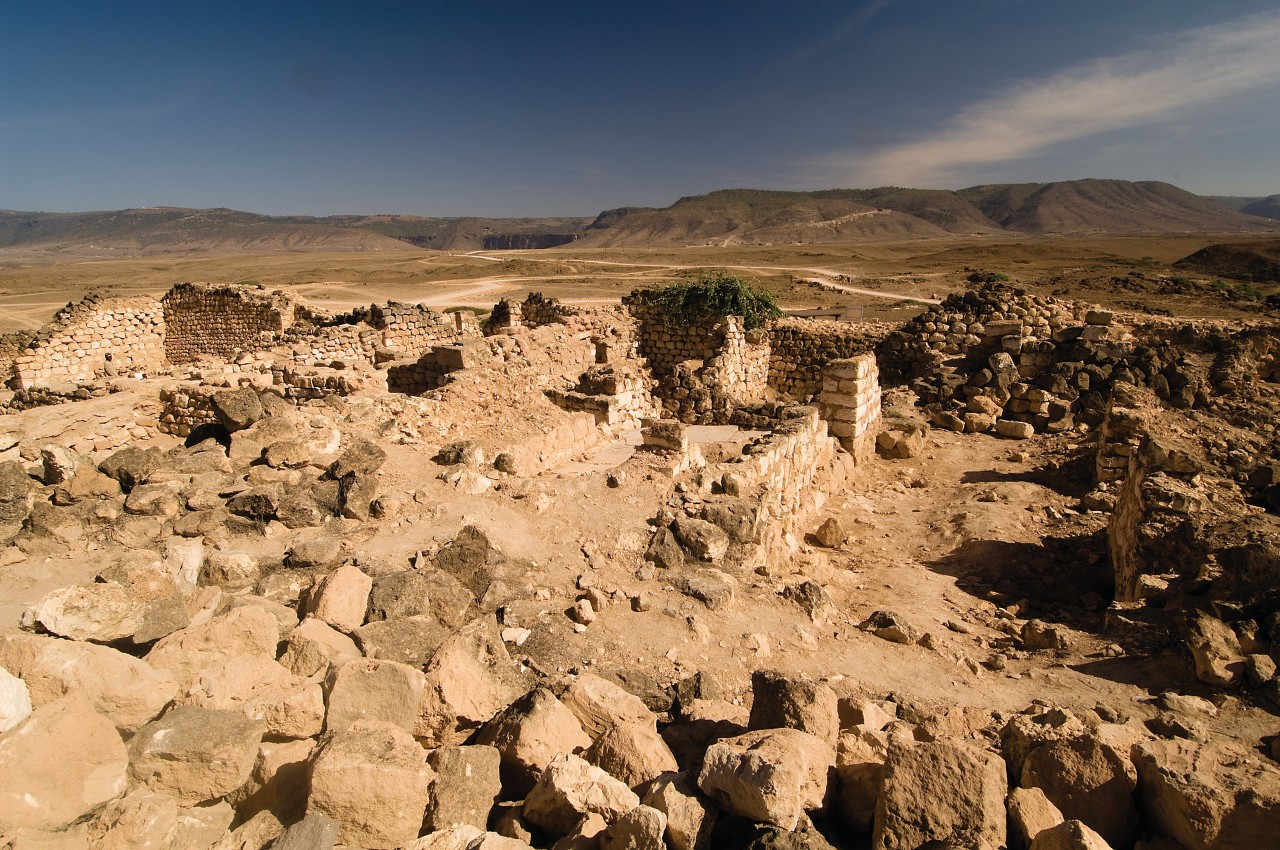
[646,270,782,330]
[965,271,1009,283]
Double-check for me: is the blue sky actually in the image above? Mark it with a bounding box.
[2,1,1278,216]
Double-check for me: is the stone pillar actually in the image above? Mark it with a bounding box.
[818,354,881,463]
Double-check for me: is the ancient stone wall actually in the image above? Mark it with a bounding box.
[818,355,882,462]
[8,295,166,390]
[767,318,888,400]
[545,364,658,430]
[162,283,298,364]
[485,293,580,336]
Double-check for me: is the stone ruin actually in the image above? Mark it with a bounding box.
[0,280,1277,850]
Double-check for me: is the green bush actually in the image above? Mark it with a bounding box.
[646,270,782,330]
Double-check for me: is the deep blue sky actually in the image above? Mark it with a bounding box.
[3,1,1278,216]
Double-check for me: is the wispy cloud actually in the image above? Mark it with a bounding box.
[792,0,898,61]
[816,10,1280,186]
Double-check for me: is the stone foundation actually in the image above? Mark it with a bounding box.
[818,355,882,463]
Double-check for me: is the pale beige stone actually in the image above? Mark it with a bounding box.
[305,565,372,632]
[586,722,679,788]
[146,607,279,689]
[561,673,656,740]
[523,754,641,837]
[475,687,594,796]
[307,720,434,850]
[417,619,525,746]
[697,728,833,831]
[176,655,324,739]
[0,696,128,831]
[325,657,426,734]
[128,706,265,805]
[871,739,1007,850]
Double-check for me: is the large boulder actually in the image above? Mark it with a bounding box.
[425,745,503,832]
[562,672,657,740]
[1008,786,1066,850]
[0,634,176,733]
[29,582,146,643]
[0,667,30,733]
[127,706,265,804]
[366,569,479,627]
[602,804,667,850]
[834,729,889,832]
[211,387,264,432]
[146,606,279,689]
[279,616,361,678]
[697,728,833,831]
[417,618,526,747]
[98,445,163,492]
[326,657,427,734]
[672,516,729,563]
[871,740,1007,850]
[522,753,641,837]
[328,437,387,479]
[305,565,373,633]
[176,655,324,739]
[307,720,435,850]
[1132,737,1280,850]
[475,687,594,797]
[748,670,839,746]
[641,772,716,850]
[0,695,128,831]
[586,721,680,788]
[1020,733,1138,847]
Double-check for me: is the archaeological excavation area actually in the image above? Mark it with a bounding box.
[0,279,1278,850]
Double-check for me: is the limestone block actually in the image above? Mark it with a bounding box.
[871,739,1007,850]
[523,753,641,837]
[326,657,426,734]
[586,722,679,788]
[305,565,372,633]
[127,706,265,804]
[0,696,128,831]
[561,672,657,740]
[697,728,833,831]
[475,687,594,797]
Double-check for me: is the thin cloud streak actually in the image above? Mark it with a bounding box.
[792,0,898,61]
[818,10,1280,186]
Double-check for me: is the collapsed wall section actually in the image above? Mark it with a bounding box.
[8,294,166,390]
[162,282,298,364]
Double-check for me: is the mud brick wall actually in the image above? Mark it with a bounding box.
[818,355,882,463]
[9,295,166,390]
[162,283,298,364]
[767,318,888,401]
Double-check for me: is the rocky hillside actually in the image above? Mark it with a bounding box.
[1174,239,1280,283]
[1242,195,1280,220]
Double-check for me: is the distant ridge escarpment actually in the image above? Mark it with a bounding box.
[2,180,1277,258]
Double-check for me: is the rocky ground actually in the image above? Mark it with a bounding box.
[1,302,1278,850]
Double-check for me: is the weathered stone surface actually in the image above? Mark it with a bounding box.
[672,516,729,562]
[862,610,920,646]
[675,569,737,610]
[285,535,341,569]
[98,446,162,492]
[1021,733,1138,847]
[0,695,128,831]
[306,565,372,633]
[40,445,81,485]
[748,670,839,747]
[1000,708,1088,779]
[87,787,181,850]
[602,804,667,850]
[307,720,434,850]
[641,772,716,850]
[128,706,265,804]
[1132,737,1280,850]
[146,606,279,689]
[0,460,35,524]
[1008,786,1066,850]
[996,419,1035,439]
[355,615,451,667]
[833,729,888,832]
[176,655,324,739]
[208,809,283,850]
[329,437,387,479]
[0,666,31,734]
[813,517,847,548]
[417,618,525,747]
[272,811,339,850]
[425,745,503,832]
[1185,612,1246,688]
[644,528,686,570]
[366,569,479,626]
[476,687,594,796]
[31,581,146,642]
[0,634,176,733]
[523,753,641,837]
[1029,820,1114,850]
[200,551,260,588]
[279,616,361,678]
[227,485,281,521]
[871,740,1007,850]
[562,672,657,740]
[587,721,680,788]
[211,388,264,432]
[326,657,426,734]
[405,825,484,850]
[698,728,833,831]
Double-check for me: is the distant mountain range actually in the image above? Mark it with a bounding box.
[1,179,1277,258]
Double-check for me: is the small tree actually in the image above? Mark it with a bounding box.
[647,269,782,330]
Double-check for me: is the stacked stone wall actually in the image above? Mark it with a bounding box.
[818,355,882,463]
[767,318,890,400]
[699,407,851,567]
[9,295,166,390]
[162,283,297,364]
